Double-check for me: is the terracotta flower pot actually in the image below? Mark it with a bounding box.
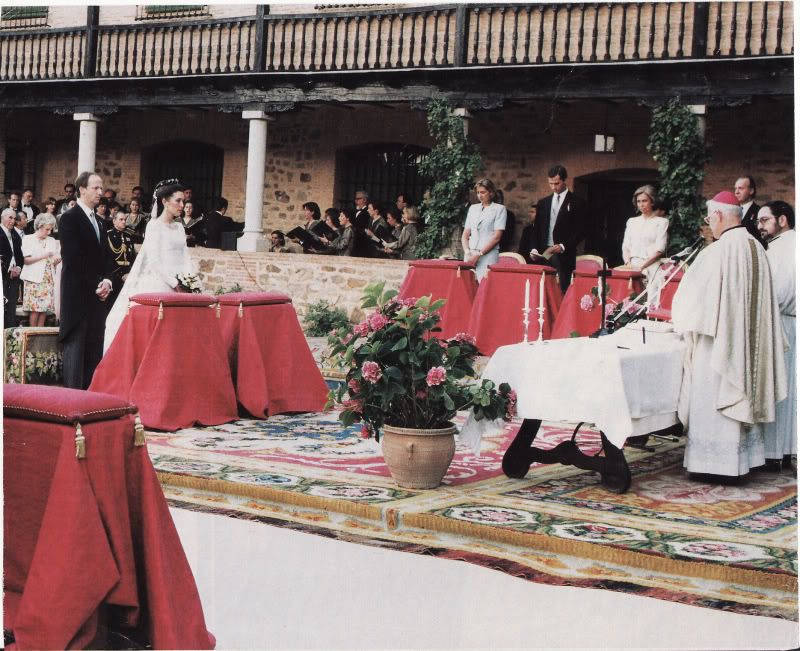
[381,423,457,489]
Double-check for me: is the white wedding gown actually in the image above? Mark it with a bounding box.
[104,218,195,351]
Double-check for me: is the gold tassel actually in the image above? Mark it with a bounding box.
[628,277,633,290]
[457,266,461,278]
[238,302,244,318]
[133,413,146,447]
[75,422,86,459]
[216,303,221,318]
[157,302,164,320]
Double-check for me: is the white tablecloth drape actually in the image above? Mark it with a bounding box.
[460,322,685,452]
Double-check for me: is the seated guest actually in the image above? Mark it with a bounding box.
[125,197,148,242]
[55,183,77,216]
[384,205,421,260]
[518,203,538,263]
[621,184,669,285]
[180,199,205,247]
[365,201,393,257]
[105,210,137,307]
[462,177,507,281]
[204,197,244,249]
[319,209,355,256]
[324,208,343,237]
[20,213,60,327]
[269,230,291,253]
[95,198,112,228]
[386,209,403,240]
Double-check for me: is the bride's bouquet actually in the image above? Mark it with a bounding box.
[176,272,202,294]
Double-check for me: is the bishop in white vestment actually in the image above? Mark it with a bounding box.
[672,192,787,477]
[758,202,796,464]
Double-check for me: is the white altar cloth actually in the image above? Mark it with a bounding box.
[460,322,686,451]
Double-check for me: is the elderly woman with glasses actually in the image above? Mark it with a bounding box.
[20,213,61,326]
[621,184,669,285]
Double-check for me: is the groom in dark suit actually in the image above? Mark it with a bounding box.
[59,172,115,389]
[532,165,588,292]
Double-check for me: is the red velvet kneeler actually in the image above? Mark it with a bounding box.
[218,292,329,418]
[3,384,214,650]
[397,260,478,339]
[90,293,238,431]
[467,263,562,356]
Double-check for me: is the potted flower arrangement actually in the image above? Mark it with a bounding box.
[328,282,516,489]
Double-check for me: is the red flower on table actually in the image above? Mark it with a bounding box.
[579,294,595,311]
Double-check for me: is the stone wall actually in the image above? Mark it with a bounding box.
[190,249,410,324]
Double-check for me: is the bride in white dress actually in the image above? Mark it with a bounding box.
[104,179,197,351]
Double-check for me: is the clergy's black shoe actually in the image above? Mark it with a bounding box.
[688,472,748,485]
[764,459,783,472]
[782,455,794,470]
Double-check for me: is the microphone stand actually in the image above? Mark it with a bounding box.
[609,239,705,326]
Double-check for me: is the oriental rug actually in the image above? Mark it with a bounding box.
[149,413,798,620]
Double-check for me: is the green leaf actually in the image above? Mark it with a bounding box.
[390,337,408,352]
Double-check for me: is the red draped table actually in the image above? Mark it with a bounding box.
[397,259,478,339]
[467,264,562,357]
[90,292,238,431]
[3,384,214,649]
[217,292,329,418]
[551,268,645,339]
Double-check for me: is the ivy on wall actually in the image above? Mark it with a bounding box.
[646,98,710,252]
[414,99,483,259]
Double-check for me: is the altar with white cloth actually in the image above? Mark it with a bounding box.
[461,321,686,492]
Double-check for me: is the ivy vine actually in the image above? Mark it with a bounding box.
[414,99,484,259]
[646,98,711,251]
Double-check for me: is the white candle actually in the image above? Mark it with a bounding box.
[524,279,530,312]
[539,272,545,306]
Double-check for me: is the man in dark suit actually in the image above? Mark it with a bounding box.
[20,188,40,234]
[0,207,24,328]
[531,165,588,292]
[365,201,393,258]
[203,197,243,249]
[351,189,371,257]
[59,172,115,389]
[734,176,765,248]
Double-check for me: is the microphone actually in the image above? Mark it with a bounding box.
[670,235,704,261]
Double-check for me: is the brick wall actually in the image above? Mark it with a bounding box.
[190,248,410,323]
[6,97,794,250]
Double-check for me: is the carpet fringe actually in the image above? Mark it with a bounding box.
[157,472,383,522]
[402,513,798,593]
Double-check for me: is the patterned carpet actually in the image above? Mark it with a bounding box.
[149,412,798,620]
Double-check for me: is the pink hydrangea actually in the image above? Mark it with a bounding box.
[368,312,390,331]
[353,321,370,337]
[605,303,615,317]
[361,360,382,384]
[342,333,353,345]
[625,300,640,315]
[426,366,446,387]
[579,294,595,312]
[347,379,361,393]
[453,332,477,346]
[415,389,427,400]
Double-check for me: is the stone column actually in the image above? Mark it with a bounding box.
[452,106,471,137]
[73,112,99,173]
[238,109,270,252]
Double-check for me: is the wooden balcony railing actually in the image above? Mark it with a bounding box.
[0,2,793,82]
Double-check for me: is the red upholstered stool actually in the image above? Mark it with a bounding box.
[217,292,329,418]
[551,268,645,339]
[467,263,562,356]
[3,384,213,650]
[90,292,238,431]
[397,259,478,339]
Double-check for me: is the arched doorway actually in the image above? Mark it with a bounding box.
[574,168,658,267]
[141,140,224,213]
[336,143,430,208]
